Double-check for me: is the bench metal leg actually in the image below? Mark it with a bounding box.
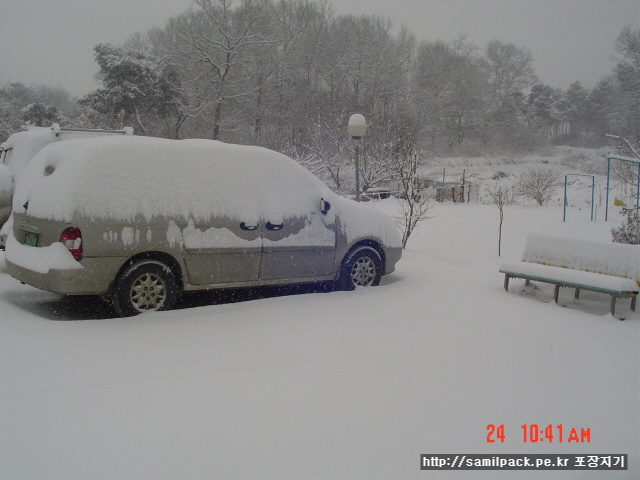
[610,295,617,316]
[502,272,637,318]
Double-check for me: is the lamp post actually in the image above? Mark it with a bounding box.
[348,114,367,202]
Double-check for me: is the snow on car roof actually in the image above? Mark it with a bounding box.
[1,127,58,187]
[14,135,333,224]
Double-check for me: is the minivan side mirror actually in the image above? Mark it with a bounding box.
[320,198,331,214]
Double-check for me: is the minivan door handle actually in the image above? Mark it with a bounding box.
[265,222,283,231]
[240,222,258,231]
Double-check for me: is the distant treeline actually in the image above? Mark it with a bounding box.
[1,0,638,192]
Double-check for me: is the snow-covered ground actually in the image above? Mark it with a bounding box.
[427,145,615,211]
[1,149,638,479]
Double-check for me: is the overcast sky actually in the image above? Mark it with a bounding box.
[0,0,637,97]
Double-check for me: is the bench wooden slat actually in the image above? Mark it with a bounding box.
[522,234,640,283]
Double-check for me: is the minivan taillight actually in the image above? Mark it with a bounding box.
[60,227,83,261]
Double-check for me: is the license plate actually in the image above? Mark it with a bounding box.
[24,231,38,247]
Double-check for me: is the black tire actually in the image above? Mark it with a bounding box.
[337,246,383,291]
[111,259,179,317]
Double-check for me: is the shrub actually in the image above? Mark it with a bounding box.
[612,208,640,244]
[516,167,560,206]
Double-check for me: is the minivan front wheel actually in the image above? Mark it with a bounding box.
[337,246,382,290]
[112,260,179,317]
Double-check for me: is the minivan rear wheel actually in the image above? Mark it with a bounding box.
[112,260,179,317]
[337,246,382,290]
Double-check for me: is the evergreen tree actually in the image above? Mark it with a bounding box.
[79,44,186,138]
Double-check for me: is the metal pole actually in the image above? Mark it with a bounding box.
[461,169,465,203]
[636,163,640,207]
[591,176,595,221]
[355,143,360,202]
[605,157,611,221]
[563,175,567,222]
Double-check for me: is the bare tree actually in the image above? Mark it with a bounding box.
[516,167,559,206]
[413,37,485,150]
[481,40,538,148]
[488,183,512,256]
[612,26,640,148]
[483,40,538,105]
[163,0,272,139]
[282,116,349,193]
[605,134,640,194]
[393,152,433,248]
[357,147,398,192]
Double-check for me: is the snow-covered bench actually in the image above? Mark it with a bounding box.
[500,234,640,318]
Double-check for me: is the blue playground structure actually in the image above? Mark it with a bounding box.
[563,174,595,222]
[605,154,640,221]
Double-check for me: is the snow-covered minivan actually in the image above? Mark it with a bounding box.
[0,124,133,247]
[6,135,402,316]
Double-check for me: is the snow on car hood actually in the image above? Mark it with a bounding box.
[13,135,402,248]
[333,196,402,248]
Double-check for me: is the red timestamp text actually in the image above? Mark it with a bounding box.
[486,424,591,443]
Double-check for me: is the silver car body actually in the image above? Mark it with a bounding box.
[6,136,402,312]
